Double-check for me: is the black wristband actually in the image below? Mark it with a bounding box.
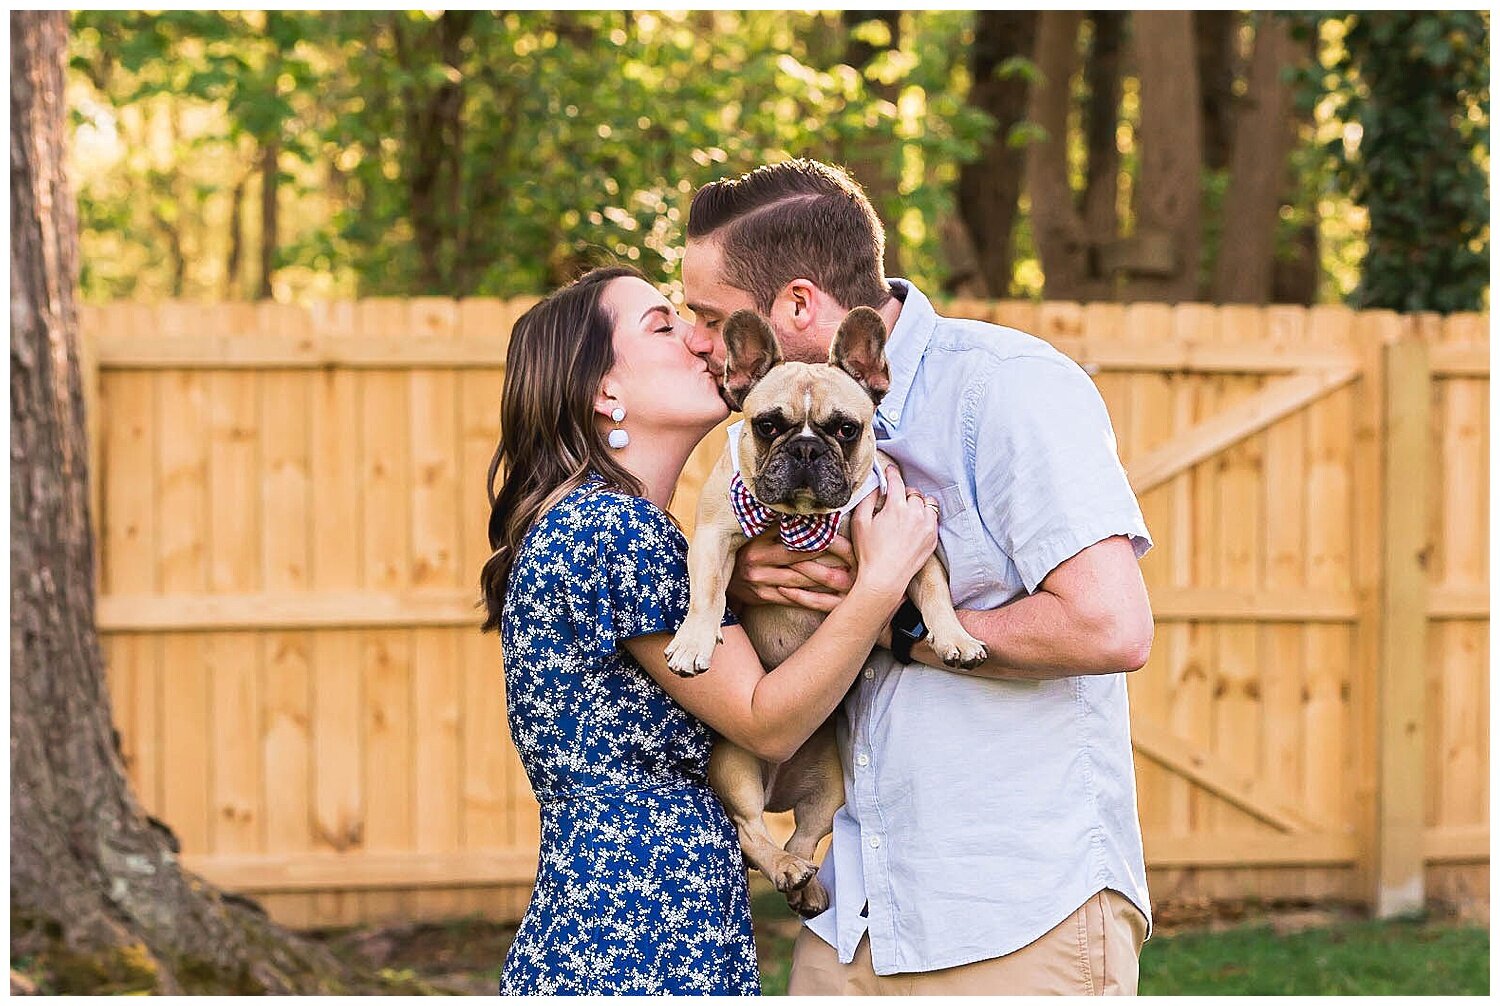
[889,598,927,665]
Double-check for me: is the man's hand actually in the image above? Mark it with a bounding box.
[726,532,858,613]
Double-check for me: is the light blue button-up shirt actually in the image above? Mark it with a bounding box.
[803,279,1154,975]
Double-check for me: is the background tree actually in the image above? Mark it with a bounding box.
[1212,15,1300,303]
[63,11,1488,309]
[841,10,904,277]
[955,10,1036,297]
[9,11,412,994]
[1297,11,1489,313]
[1125,11,1203,302]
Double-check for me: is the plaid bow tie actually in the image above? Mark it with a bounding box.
[729,472,842,552]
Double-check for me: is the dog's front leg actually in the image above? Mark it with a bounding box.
[909,551,989,670]
[664,525,744,677]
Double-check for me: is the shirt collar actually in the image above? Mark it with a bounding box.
[877,278,936,429]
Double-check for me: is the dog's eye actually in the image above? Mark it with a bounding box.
[836,422,860,440]
[754,419,779,438]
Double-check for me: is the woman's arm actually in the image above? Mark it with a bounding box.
[624,466,937,762]
[627,587,894,762]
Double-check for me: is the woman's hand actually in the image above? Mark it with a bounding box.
[848,465,939,605]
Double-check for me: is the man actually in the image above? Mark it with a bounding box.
[680,159,1155,995]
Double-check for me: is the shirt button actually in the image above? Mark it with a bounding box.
[868,835,882,849]
[855,753,870,768]
[863,667,875,680]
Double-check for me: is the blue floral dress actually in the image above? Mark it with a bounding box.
[497,477,760,995]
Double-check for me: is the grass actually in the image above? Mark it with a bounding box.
[750,882,1489,995]
[293,884,1488,996]
[751,884,801,995]
[1139,916,1489,995]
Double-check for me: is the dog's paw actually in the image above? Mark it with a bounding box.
[663,620,722,677]
[766,851,818,894]
[929,628,989,670]
[786,875,829,918]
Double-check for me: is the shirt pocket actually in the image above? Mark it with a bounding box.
[929,483,992,608]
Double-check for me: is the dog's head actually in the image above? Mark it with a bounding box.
[722,307,890,515]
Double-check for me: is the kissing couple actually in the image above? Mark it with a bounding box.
[482,158,1155,996]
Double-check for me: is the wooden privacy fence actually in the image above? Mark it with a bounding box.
[79,299,1488,928]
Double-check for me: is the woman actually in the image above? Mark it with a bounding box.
[480,265,938,995]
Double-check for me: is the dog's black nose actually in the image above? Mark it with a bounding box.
[786,436,828,465]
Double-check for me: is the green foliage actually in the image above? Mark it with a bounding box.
[68,11,1490,308]
[1287,11,1490,312]
[68,11,991,300]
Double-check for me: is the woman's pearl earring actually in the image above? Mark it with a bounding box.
[608,405,629,449]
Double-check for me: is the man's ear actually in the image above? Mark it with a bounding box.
[722,310,783,410]
[829,307,891,405]
[770,278,819,335]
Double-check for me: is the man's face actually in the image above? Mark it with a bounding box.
[681,237,757,380]
[682,236,838,379]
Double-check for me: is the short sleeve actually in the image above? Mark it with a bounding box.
[968,355,1152,593]
[578,492,736,654]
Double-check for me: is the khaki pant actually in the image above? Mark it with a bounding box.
[788,889,1148,996]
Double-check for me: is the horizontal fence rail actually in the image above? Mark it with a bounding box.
[79,299,1489,927]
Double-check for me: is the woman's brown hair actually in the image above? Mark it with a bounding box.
[479,265,646,632]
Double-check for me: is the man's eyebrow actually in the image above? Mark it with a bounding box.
[640,304,671,325]
[685,302,719,317]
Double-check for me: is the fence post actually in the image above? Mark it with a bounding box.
[1374,326,1430,917]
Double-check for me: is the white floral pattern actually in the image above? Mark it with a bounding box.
[497,476,759,995]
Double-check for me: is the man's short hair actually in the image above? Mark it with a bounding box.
[687,159,891,313]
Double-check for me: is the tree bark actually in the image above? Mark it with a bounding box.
[1212,15,1296,303]
[258,136,279,299]
[394,9,474,294]
[842,10,904,278]
[956,10,1037,297]
[1025,11,1106,300]
[1195,11,1238,171]
[1080,12,1123,270]
[1272,21,1321,305]
[225,170,247,300]
[9,12,394,994]
[1126,11,1203,302]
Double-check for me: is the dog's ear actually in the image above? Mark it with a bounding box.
[829,306,890,405]
[722,309,783,411]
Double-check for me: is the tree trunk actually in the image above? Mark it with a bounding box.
[394,9,473,294]
[1195,11,1238,171]
[1025,10,1104,300]
[842,10,904,278]
[1125,11,1203,302]
[151,103,187,297]
[258,136,279,299]
[1272,21,1321,306]
[1080,12,1123,272]
[1212,15,1296,303]
[9,12,394,995]
[956,10,1038,297]
[224,170,247,300]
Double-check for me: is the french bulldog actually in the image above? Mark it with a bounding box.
[664,306,988,916]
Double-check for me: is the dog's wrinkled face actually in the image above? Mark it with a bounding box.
[722,307,891,515]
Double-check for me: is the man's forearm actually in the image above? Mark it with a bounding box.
[909,588,1152,681]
